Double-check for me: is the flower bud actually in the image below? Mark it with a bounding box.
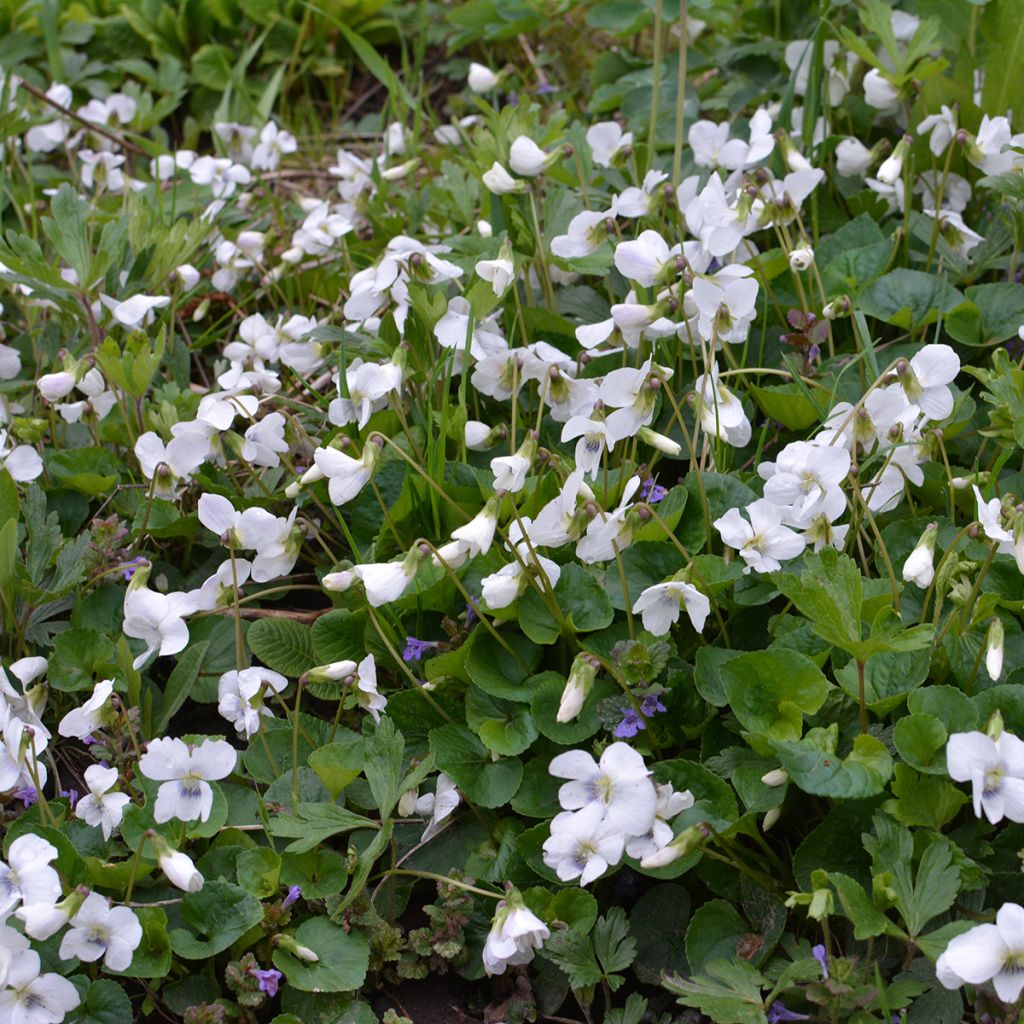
[274,933,320,963]
[761,768,789,787]
[152,835,204,892]
[307,660,358,683]
[762,806,782,831]
[986,619,1005,682]
[482,162,526,196]
[467,62,500,93]
[876,135,911,186]
[637,426,681,456]
[556,655,600,723]
[322,569,354,592]
[788,246,814,272]
[639,824,707,868]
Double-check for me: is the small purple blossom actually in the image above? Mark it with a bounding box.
[465,600,478,627]
[614,708,646,738]
[639,478,668,503]
[505,92,518,108]
[13,787,37,808]
[402,636,437,662]
[812,944,829,979]
[248,966,282,997]
[81,734,98,746]
[535,82,557,95]
[121,556,148,581]
[282,885,301,909]
[60,788,79,805]
[640,694,667,717]
[767,1003,810,1023]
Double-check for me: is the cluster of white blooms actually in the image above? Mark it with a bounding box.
[542,743,693,884]
[0,833,142,1021]
[714,344,960,575]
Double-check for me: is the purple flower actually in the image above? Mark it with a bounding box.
[535,82,557,95]
[614,708,646,738]
[248,966,282,997]
[506,92,518,108]
[812,944,829,979]
[640,694,667,717]
[121,556,148,581]
[402,636,436,662]
[767,1003,810,1023]
[60,788,79,805]
[282,885,301,909]
[465,600,478,627]
[639,478,668,504]
[13,787,37,807]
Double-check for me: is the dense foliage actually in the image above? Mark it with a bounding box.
[2,0,1024,1022]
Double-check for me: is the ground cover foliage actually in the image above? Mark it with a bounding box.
[2,0,1024,1021]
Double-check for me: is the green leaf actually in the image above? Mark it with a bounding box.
[70,979,133,1024]
[281,849,349,901]
[663,958,769,1024]
[829,872,905,941]
[748,382,822,431]
[542,923,603,990]
[42,184,90,281]
[834,648,930,714]
[465,628,542,701]
[247,618,315,677]
[858,269,964,330]
[592,907,636,990]
[686,900,769,974]
[269,803,378,855]
[555,563,614,631]
[773,549,861,651]
[721,650,831,753]
[884,764,968,829]
[629,884,690,983]
[49,627,116,692]
[893,713,949,774]
[272,917,370,993]
[46,448,121,497]
[191,43,234,90]
[428,724,523,807]
[946,283,1024,345]
[466,686,538,756]
[863,815,960,937]
[152,641,208,735]
[169,880,264,959]
[236,847,281,899]
[307,734,365,801]
[773,732,893,798]
[363,717,405,817]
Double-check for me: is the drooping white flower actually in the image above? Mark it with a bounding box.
[918,105,957,157]
[353,655,387,724]
[329,358,403,429]
[902,523,938,588]
[863,68,901,113]
[835,137,874,177]
[896,344,960,421]
[314,441,379,507]
[694,363,751,448]
[482,896,550,975]
[480,546,562,610]
[632,579,710,636]
[576,476,642,564]
[947,729,1024,825]
[123,579,194,670]
[937,903,1024,1003]
[491,434,536,493]
[217,667,288,738]
[451,496,500,558]
[0,430,43,483]
[586,121,632,168]
[75,764,131,840]
[241,413,289,468]
[713,500,806,574]
[420,773,461,842]
[509,136,554,177]
[353,546,426,607]
[137,736,237,824]
[476,247,514,297]
[59,892,142,972]
[58,678,114,739]
[111,294,170,329]
[691,265,759,345]
[614,230,676,288]
[467,62,500,92]
[551,210,610,259]
[154,839,204,892]
[251,121,297,172]
[548,742,656,835]
[482,161,526,195]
